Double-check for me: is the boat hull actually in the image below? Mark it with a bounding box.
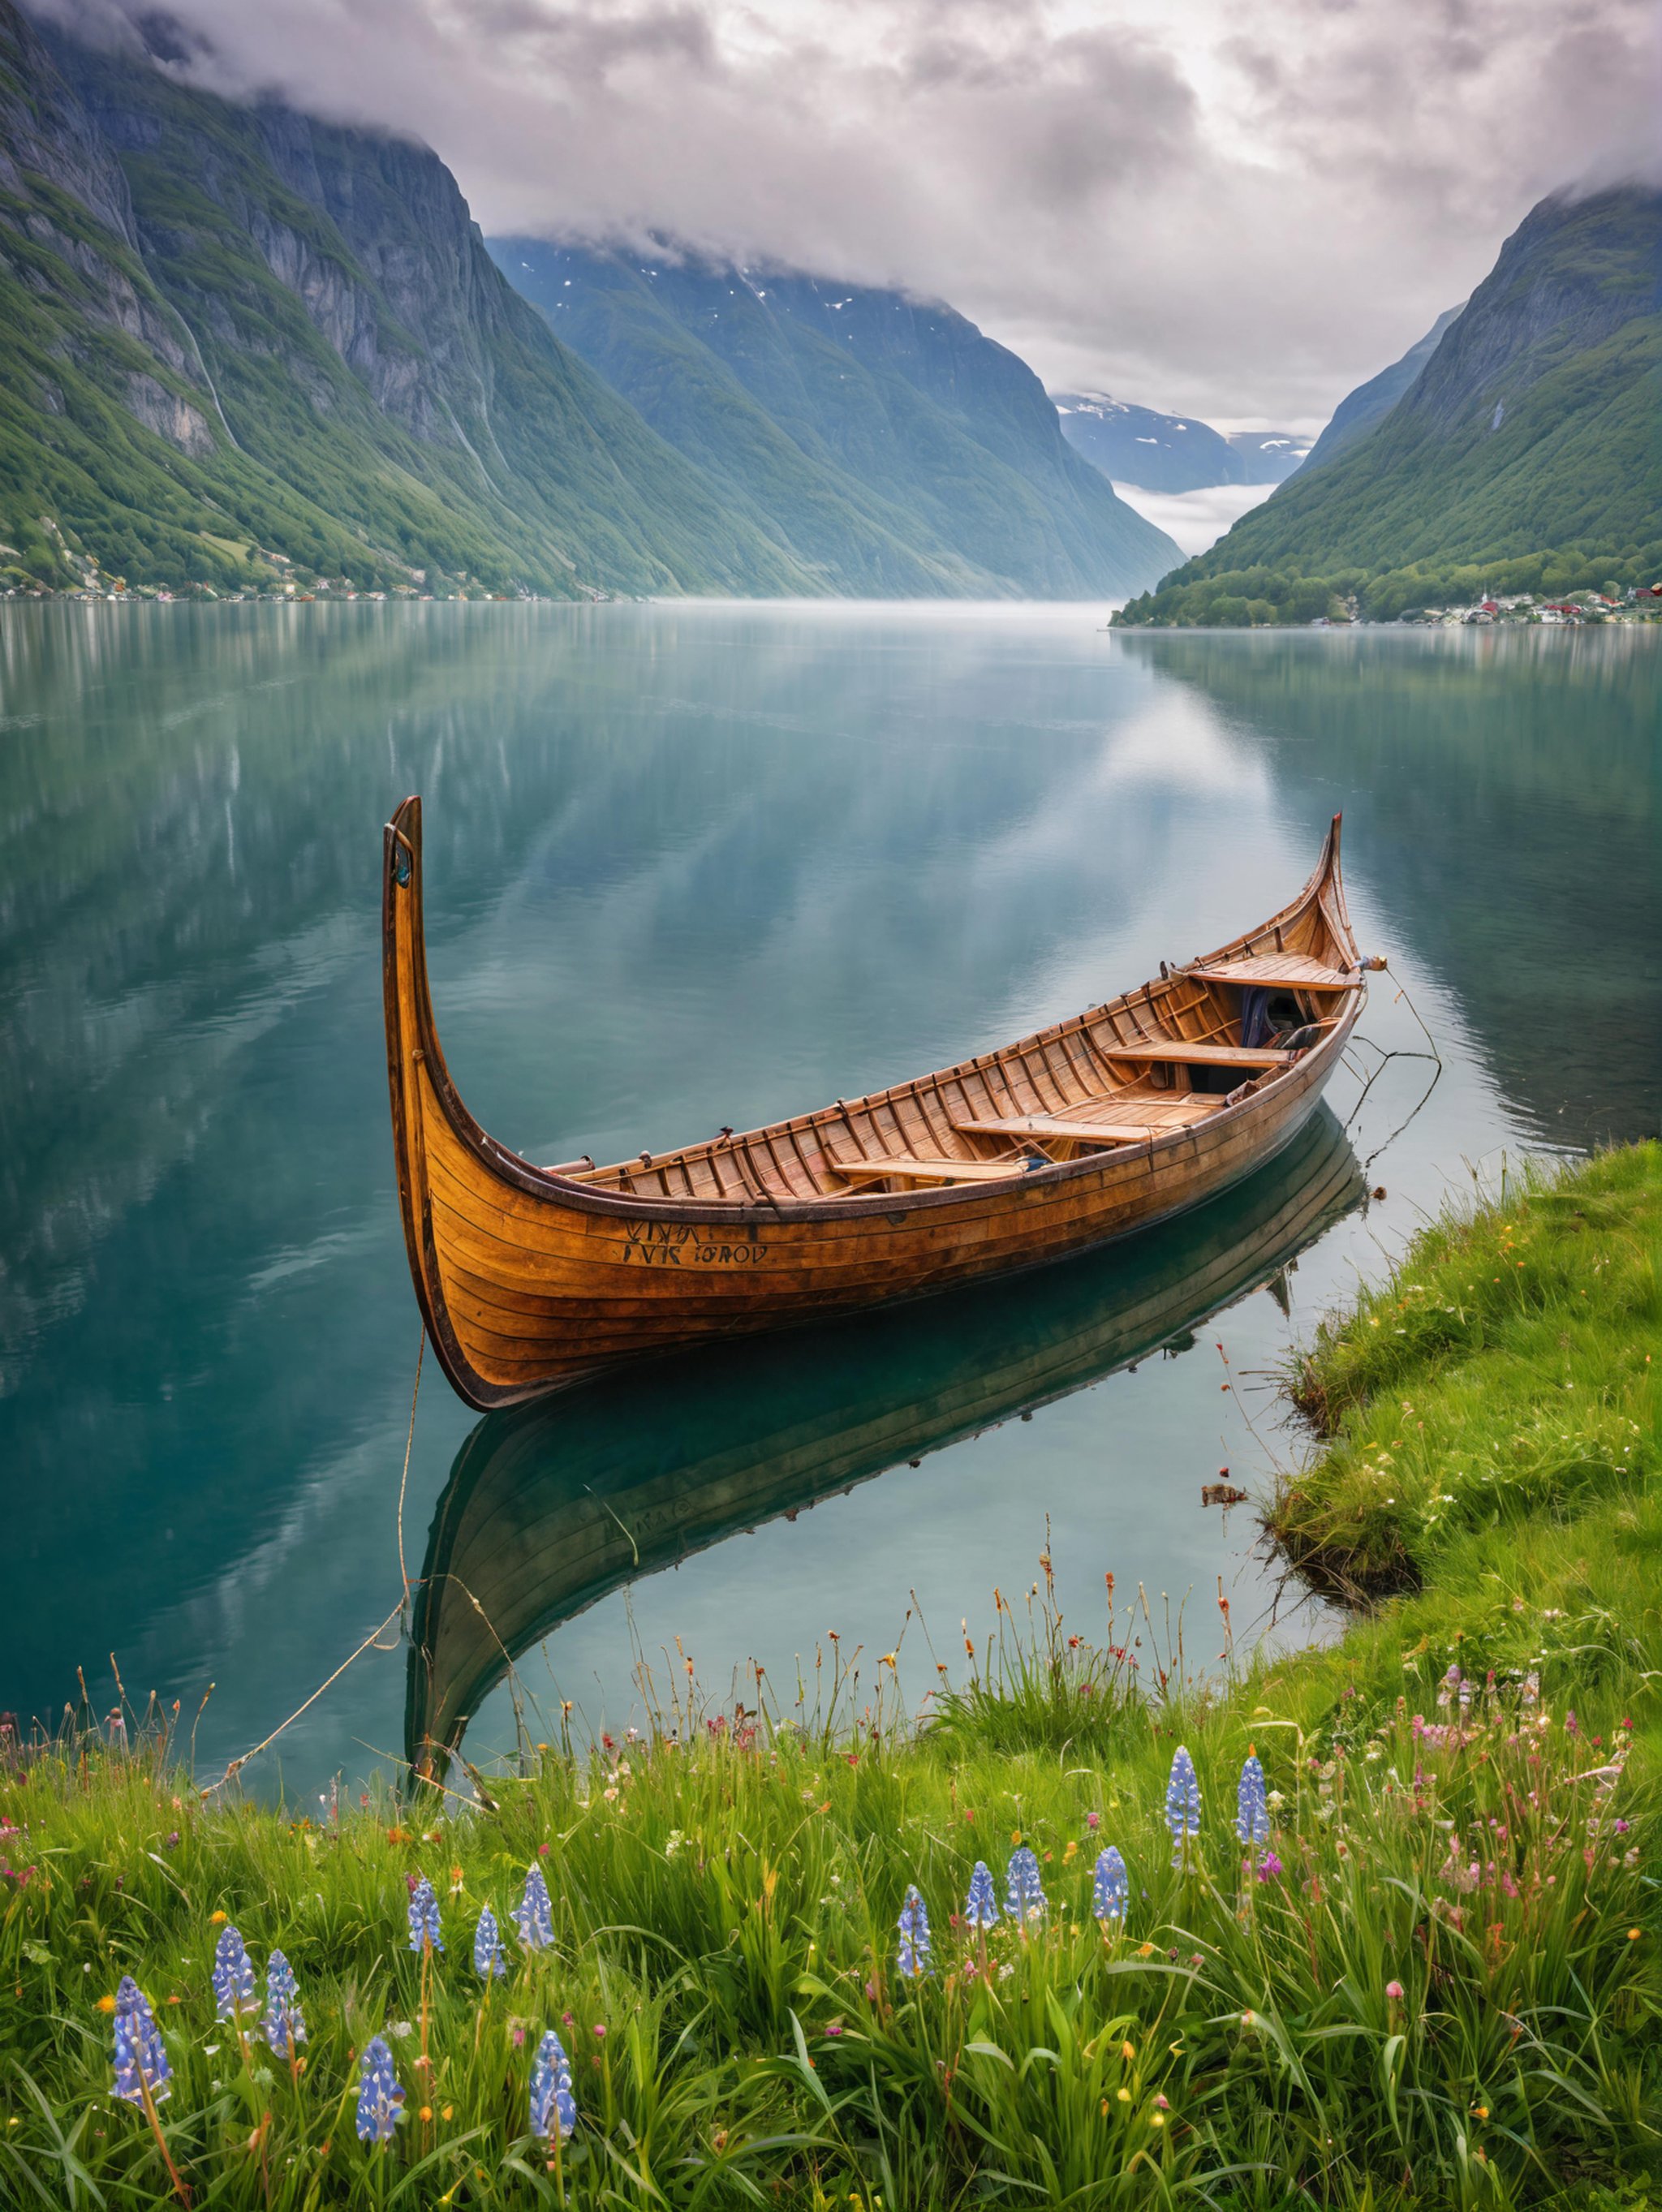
[407,1104,1365,1773]
[385,797,1363,1405]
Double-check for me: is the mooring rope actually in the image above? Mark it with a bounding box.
[397,1325,426,1616]
[199,1328,428,1796]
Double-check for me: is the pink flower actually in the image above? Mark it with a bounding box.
[1256,1850,1283,1882]
[1386,1980,1405,2000]
[1087,1811,1100,1831]
[593,2023,607,2041]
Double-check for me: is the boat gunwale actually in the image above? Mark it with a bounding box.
[385,799,1363,1232]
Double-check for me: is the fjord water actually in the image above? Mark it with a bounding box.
[2,605,1656,1785]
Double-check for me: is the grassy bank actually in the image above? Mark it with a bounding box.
[3,1147,1659,2209]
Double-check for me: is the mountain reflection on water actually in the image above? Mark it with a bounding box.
[1117,627,1660,1149]
[408,1108,1363,1774]
[2,605,1654,1783]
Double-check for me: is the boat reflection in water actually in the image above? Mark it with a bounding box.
[407,1107,1363,1776]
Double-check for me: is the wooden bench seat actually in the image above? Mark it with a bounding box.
[1186,953,1359,990]
[823,1150,1027,1186]
[1093,1039,1294,1068]
[952,1095,1223,1147]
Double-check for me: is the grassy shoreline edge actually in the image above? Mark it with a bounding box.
[3,1143,1658,2207]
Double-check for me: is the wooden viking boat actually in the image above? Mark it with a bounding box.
[405,1107,1363,1775]
[385,795,1371,1408]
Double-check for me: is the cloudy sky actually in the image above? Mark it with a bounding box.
[67,0,1662,428]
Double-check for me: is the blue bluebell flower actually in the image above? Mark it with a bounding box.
[1235,1754,1269,1848]
[963,1861,999,1931]
[530,2029,577,2142]
[473,1904,506,1980]
[1091,1846,1129,1926]
[1165,1745,1201,1865]
[407,1876,443,1954]
[211,1924,257,2021]
[262,1949,307,2059]
[897,1884,932,1977]
[513,1864,554,1951]
[1005,1845,1046,1924]
[112,1977,171,2106]
[355,2036,405,2144]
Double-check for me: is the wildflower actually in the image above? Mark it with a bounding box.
[97,1994,118,2015]
[530,2030,576,2141]
[355,2037,405,2144]
[963,1861,999,1930]
[1386,1979,1405,2000]
[1165,1747,1200,1866]
[1235,1754,1269,1848]
[1256,1850,1283,1882]
[1436,1665,1461,1711]
[513,1865,554,1951]
[1087,1810,1100,1831]
[473,1904,506,1980]
[113,1977,171,2106]
[1091,1846,1129,1927]
[897,1885,932,1977]
[264,1950,307,2059]
[592,2023,607,2040]
[212,1924,257,2022]
[1005,1845,1046,1923]
[407,1877,443,1953]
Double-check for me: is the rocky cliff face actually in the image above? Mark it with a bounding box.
[1298,305,1464,476]
[0,1,812,595]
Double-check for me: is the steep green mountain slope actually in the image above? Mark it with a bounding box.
[1298,305,1464,476]
[1117,188,1661,625]
[492,239,1180,598]
[0,2,812,596]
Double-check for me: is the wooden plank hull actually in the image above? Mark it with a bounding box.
[385,796,1364,1406]
[406,1104,1364,1774]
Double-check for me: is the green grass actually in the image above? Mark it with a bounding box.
[3,1146,1660,2206]
[1270,1143,1660,1602]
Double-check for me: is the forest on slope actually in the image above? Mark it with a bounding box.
[1115,187,1661,626]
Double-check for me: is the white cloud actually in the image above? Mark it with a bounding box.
[54,0,1662,424]
[1110,480,1281,557]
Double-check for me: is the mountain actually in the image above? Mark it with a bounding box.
[492,239,1180,599]
[0,2,823,598]
[1052,394,1308,491]
[1117,187,1662,626]
[0,10,821,599]
[1050,394,1240,492]
[1298,305,1465,475]
[1223,431,1310,483]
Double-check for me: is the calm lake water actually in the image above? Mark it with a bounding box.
[2,604,1656,1790]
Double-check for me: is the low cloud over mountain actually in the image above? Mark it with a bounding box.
[30,0,1660,425]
